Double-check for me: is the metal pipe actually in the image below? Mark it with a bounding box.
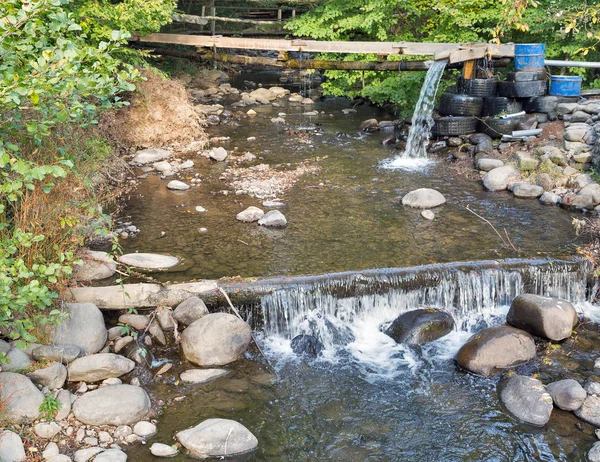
[545,59,600,69]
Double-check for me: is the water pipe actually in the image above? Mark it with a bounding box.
[545,60,600,69]
[499,111,526,119]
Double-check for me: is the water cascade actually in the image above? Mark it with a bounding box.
[384,59,447,168]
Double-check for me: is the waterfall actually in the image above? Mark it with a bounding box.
[382,60,447,169]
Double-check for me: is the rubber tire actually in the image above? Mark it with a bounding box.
[497,80,548,98]
[482,97,523,117]
[433,117,477,136]
[476,117,521,139]
[456,77,498,97]
[438,93,483,117]
[506,70,547,82]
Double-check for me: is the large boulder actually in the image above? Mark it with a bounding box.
[455,326,536,377]
[575,395,600,427]
[546,379,586,411]
[498,375,553,426]
[0,373,44,423]
[72,384,151,425]
[176,419,258,459]
[174,296,209,326]
[482,166,520,191]
[67,353,135,382]
[0,430,26,462]
[51,303,107,354]
[401,188,446,209]
[181,313,251,366]
[384,309,454,345]
[506,294,577,341]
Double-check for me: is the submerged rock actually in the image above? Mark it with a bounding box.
[132,148,171,165]
[384,309,454,345]
[401,188,446,209]
[180,369,229,384]
[118,253,180,269]
[498,374,553,426]
[575,395,600,427]
[506,294,577,341]
[291,335,323,358]
[176,419,258,459]
[547,379,586,411]
[455,326,536,377]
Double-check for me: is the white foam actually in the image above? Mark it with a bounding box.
[380,157,435,171]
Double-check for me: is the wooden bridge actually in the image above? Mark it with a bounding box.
[132,33,515,74]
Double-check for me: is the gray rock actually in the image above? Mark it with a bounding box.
[150,443,179,457]
[385,309,454,345]
[43,442,59,459]
[586,379,600,395]
[556,103,578,115]
[181,313,252,366]
[2,347,32,372]
[579,183,600,205]
[0,372,44,423]
[180,369,229,384]
[55,389,72,421]
[571,111,591,123]
[258,210,288,228]
[401,188,446,208]
[0,430,26,462]
[174,296,209,326]
[34,422,60,439]
[589,442,600,462]
[133,421,157,438]
[564,140,591,153]
[482,166,521,191]
[512,183,544,199]
[236,206,264,222]
[564,123,592,142]
[176,418,258,459]
[166,180,190,191]
[535,172,554,191]
[51,303,107,355]
[475,138,494,154]
[67,353,135,382]
[421,210,435,220]
[574,173,594,188]
[539,192,560,205]
[118,253,180,269]
[547,379,586,411]
[574,152,593,163]
[113,425,132,441]
[47,456,72,462]
[499,375,553,426]
[32,345,82,363]
[156,307,175,331]
[73,447,104,462]
[455,326,536,377]
[507,294,577,341]
[476,158,504,172]
[149,321,166,345]
[75,250,117,282]
[209,147,228,162]
[28,363,67,389]
[132,148,171,165]
[515,151,539,171]
[549,150,569,167]
[576,395,600,427]
[72,384,151,426]
[114,336,134,354]
[91,449,127,462]
[447,137,462,147]
[117,313,149,330]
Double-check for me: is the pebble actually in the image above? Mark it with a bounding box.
[150,443,179,457]
[421,210,435,220]
[195,206,206,212]
[133,421,157,438]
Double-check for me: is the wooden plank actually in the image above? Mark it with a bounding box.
[449,47,487,64]
[134,33,515,57]
[463,60,476,79]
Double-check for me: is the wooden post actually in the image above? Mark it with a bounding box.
[463,59,476,79]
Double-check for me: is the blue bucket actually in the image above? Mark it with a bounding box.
[514,43,546,70]
[549,75,582,96]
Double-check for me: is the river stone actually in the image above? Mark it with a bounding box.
[562,192,595,210]
[181,313,252,366]
[291,335,324,358]
[93,449,127,462]
[0,430,26,462]
[166,180,190,191]
[55,389,72,421]
[482,166,521,191]
[574,152,593,163]
[156,306,175,331]
[174,296,209,326]
[547,379,586,411]
[47,456,72,462]
[384,309,454,345]
[209,147,228,162]
[134,421,157,438]
[476,158,504,172]
[43,442,59,459]
[536,172,554,191]
[579,183,600,205]
[132,148,171,165]
[498,375,553,426]
[150,442,179,457]
[421,210,435,220]
[512,183,544,199]
[539,192,561,205]
[119,253,180,269]
[2,346,32,372]
[506,294,577,341]
[28,362,67,389]
[67,353,135,382]
[236,206,264,222]
[359,119,379,132]
[73,447,104,462]
[34,422,61,439]
[589,442,600,462]
[401,188,446,208]
[0,372,43,423]
[118,313,149,330]
[549,150,568,167]
[455,326,536,377]
[575,395,600,426]
[75,250,117,281]
[180,369,229,384]
[258,210,288,228]
[564,123,592,142]
[557,103,578,115]
[52,303,107,355]
[515,152,539,171]
[176,418,258,459]
[475,138,494,154]
[72,384,151,425]
[32,344,82,363]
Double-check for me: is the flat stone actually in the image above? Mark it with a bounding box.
[113,336,134,354]
[150,442,179,457]
[67,353,135,382]
[176,418,258,459]
[258,210,288,228]
[72,385,151,426]
[401,188,446,208]
[499,375,553,426]
[174,296,209,326]
[51,303,107,355]
[32,345,82,364]
[236,206,265,222]
[0,430,26,462]
[556,103,578,115]
[132,148,171,165]
[482,166,521,191]
[512,183,544,199]
[166,180,190,191]
[156,307,175,331]
[118,253,180,269]
[0,372,44,423]
[133,421,157,438]
[209,147,228,162]
[180,369,229,384]
[547,379,586,411]
[28,363,67,389]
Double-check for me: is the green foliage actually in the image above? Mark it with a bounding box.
[39,393,61,420]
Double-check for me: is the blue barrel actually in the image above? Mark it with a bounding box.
[514,43,545,70]
[549,75,582,96]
